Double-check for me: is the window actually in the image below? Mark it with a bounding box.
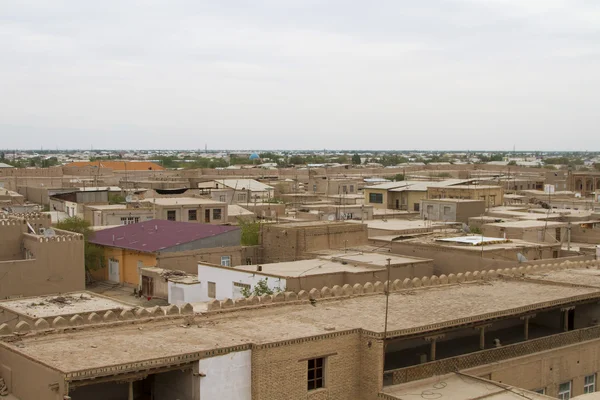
[208,282,216,298]
[233,282,250,290]
[245,257,253,265]
[219,195,226,202]
[342,185,347,193]
[221,255,231,267]
[369,193,383,204]
[213,208,222,220]
[307,357,325,391]
[585,374,596,393]
[443,206,451,216]
[120,217,140,225]
[533,388,545,395]
[167,210,176,221]
[312,184,317,193]
[490,195,496,206]
[188,209,197,221]
[413,203,420,212]
[349,185,355,193]
[558,381,571,400]
[238,193,247,202]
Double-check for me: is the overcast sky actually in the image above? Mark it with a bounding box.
[1,1,599,151]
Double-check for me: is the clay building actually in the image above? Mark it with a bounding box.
[427,184,504,208]
[481,220,568,243]
[193,252,433,301]
[260,220,369,263]
[391,235,567,275]
[0,214,85,298]
[141,197,228,225]
[420,198,485,223]
[2,262,600,399]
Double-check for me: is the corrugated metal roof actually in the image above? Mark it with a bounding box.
[89,219,239,252]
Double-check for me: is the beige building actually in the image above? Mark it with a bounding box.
[3,262,600,399]
[195,252,433,300]
[481,220,568,243]
[83,204,154,227]
[199,179,275,204]
[364,180,472,212]
[260,220,369,263]
[391,235,565,274]
[142,197,228,225]
[0,214,85,298]
[427,184,504,208]
[421,198,485,223]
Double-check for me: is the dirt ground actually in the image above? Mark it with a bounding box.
[86,282,168,307]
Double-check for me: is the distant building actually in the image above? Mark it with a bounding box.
[64,160,164,171]
[141,197,228,225]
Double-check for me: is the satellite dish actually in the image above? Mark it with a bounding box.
[462,223,471,234]
[517,253,528,263]
[125,195,133,203]
[327,215,335,221]
[44,228,56,238]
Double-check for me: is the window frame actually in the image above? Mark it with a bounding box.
[307,357,325,391]
[220,255,231,267]
[584,374,596,394]
[213,208,222,220]
[369,193,383,204]
[558,381,572,400]
[188,209,197,221]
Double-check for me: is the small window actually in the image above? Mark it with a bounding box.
[349,185,355,193]
[443,206,451,216]
[208,282,216,298]
[533,388,546,395]
[233,282,250,290]
[585,374,596,394]
[369,193,383,204]
[245,257,253,265]
[413,203,420,212]
[307,357,325,391]
[188,209,197,221]
[219,195,226,202]
[213,208,222,220]
[558,381,571,400]
[238,193,246,202]
[342,185,347,193]
[167,210,176,221]
[221,255,231,267]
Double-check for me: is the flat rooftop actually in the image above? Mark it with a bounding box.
[7,280,599,374]
[273,220,360,228]
[145,197,224,206]
[0,292,132,319]
[398,235,559,251]
[484,220,567,228]
[382,373,551,400]
[527,267,600,288]
[350,219,455,231]
[234,253,430,277]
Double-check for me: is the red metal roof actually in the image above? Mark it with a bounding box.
[89,220,239,252]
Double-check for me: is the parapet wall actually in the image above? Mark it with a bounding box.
[0,303,195,336]
[205,259,600,312]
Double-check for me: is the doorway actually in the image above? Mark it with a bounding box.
[108,259,120,283]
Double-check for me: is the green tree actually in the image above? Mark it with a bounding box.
[238,218,261,246]
[108,193,126,204]
[393,174,405,181]
[240,278,282,298]
[351,154,361,164]
[55,217,105,271]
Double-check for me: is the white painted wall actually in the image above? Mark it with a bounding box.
[197,264,286,301]
[168,281,203,305]
[199,350,252,400]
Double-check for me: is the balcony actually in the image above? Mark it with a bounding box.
[383,325,600,386]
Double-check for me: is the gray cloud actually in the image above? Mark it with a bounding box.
[0,0,599,150]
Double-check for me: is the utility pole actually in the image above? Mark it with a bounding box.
[382,258,392,377]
